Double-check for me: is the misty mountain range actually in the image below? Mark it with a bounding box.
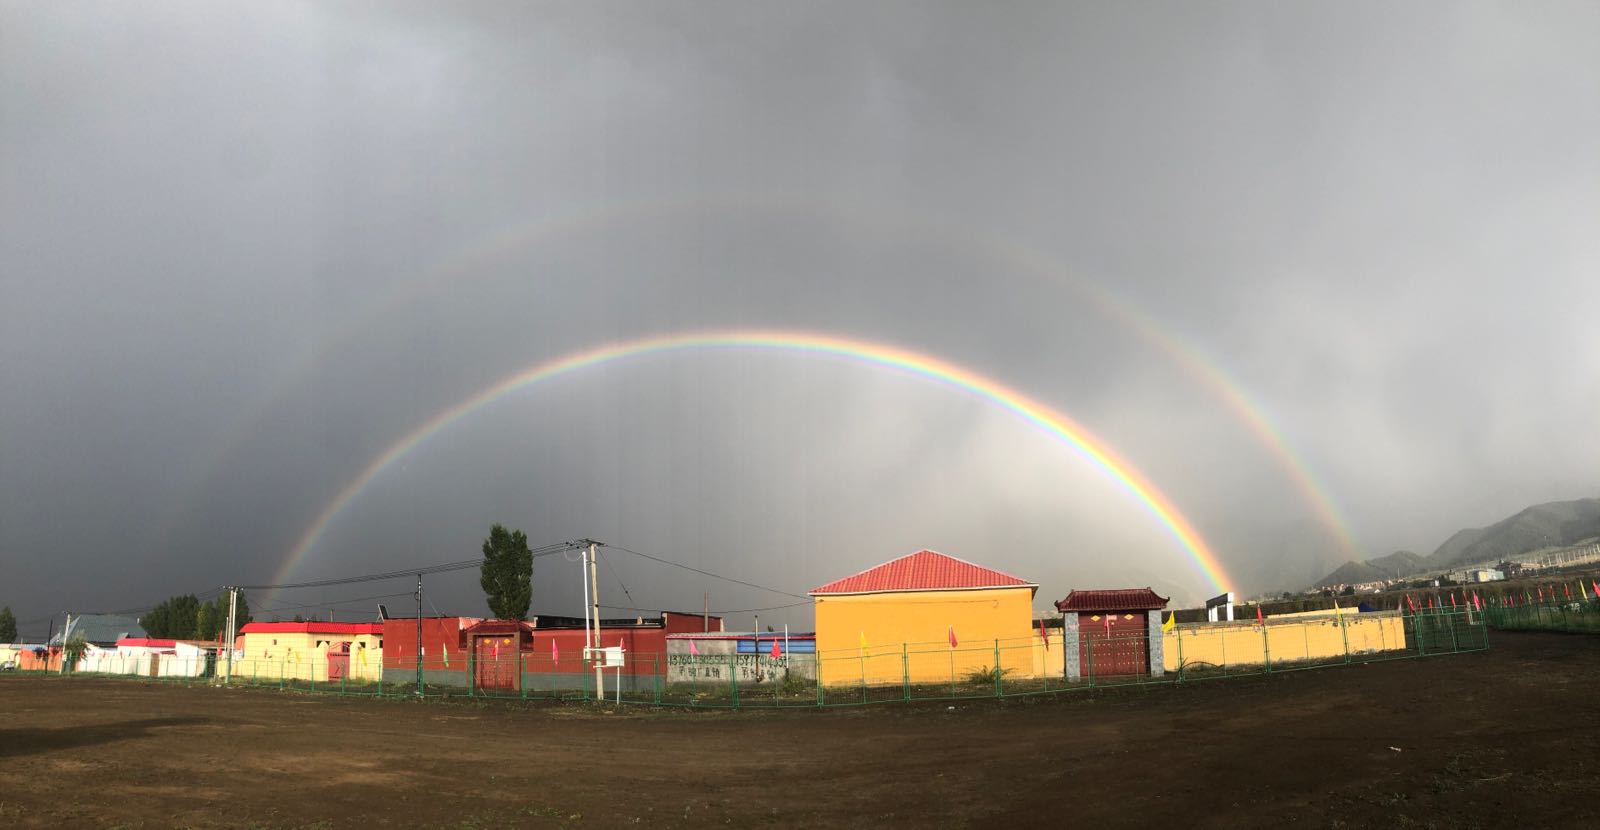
[1314,498,1600,587]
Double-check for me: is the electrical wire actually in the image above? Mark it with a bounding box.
[256,591,415,615]
[601,553,640,611]
[601,543,808,599]
[234,540,585,590]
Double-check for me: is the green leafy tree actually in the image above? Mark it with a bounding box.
[0,606,17,642]
[195,602,220,641]
[479,524,532,620]
[64,635,88,669]
[200,594,252,639]
[140,594,201,639]
[232,592,252,631]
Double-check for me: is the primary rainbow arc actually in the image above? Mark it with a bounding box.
[273,330,1235,597]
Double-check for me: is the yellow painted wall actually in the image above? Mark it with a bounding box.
[814,587,1038,685]
[1164,612,1404,672]
[233,631,383,683]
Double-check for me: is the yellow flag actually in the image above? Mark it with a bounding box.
[858,631,869,657]
[358,646,368,667]
[1161,612,1175,633]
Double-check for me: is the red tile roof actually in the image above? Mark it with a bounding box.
[1054,588,1170,613]
[810,550,1036,595]
[116,638,177,649]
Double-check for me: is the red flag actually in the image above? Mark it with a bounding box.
[1039,618,1050,651]
[1472,592,1482,611]
[551,639,560,663]
[687,639,699,657]
[1255,605,1265,625]
[947,625,958,649]
[1427,597,1434,609]
[1564,583,1572,600]
[1450,594,1457,609]
[1405,595,1417,613]
[769,637,780,659]
[1593,580,1600,599]
[1104,614,1113,636]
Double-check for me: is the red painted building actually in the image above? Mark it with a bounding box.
[381,612,722,692]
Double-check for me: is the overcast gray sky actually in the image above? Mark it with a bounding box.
[4,2,1598,637]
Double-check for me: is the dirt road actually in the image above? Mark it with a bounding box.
[2,630,1596,828]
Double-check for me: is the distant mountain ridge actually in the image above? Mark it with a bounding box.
[1314,497,1600,587]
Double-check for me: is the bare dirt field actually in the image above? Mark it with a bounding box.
[2,630,1597,829]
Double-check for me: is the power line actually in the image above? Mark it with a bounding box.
[256,591,415,615]
[234,540,586,591]
[706,601,812,614]
[601,543,808,599]
[601,554,639,611]
[595,600,810,615]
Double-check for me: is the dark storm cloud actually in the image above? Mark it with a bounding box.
[5,2,1599,635]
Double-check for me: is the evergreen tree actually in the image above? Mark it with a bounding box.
[479,524,533,620]
[0,606,17,642]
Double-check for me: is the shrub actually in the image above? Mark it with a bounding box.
[964,664,1013,686]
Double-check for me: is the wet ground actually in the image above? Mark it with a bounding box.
[2,630,1595,828]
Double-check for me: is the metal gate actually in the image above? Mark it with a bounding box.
[1079,611,1149,677]
[473,636,518,692]
[326,642,349,681]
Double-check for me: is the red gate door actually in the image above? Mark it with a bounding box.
[1079,612,1149,678]
[473,636,516,692]
[327,643,350,681]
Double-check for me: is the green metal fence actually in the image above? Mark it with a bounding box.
[1480,595,1600,633]
[9,610,1490,709]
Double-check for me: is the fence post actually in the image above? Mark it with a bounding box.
[1261,621,1271,673]
[816,652,825,708]
[654,655,662,705]
[993,639,1001,698]
[1338,608,1351,664]
[729,652,739,709]
[901,643,910,702]
[1175,628,1185,682]
[1086,633,1095,688]
[1448,611,1460,652]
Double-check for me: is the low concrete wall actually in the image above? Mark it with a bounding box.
[666,637,816,687]
[1165,611,1405,672]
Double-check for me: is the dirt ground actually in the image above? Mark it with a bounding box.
[2,630,1596,829]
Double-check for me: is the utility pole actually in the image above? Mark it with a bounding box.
[224,587,239,684]
[588,540,602,701]
[580,546,591,652]
[59,612,71,674]
[703,592,709,633]
[414,574,423,696]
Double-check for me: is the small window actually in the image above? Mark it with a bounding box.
[271,639,277,646]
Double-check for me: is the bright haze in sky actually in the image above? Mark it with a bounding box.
[3,2,1598,636]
